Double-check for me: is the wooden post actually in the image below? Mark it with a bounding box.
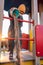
[31,0,40,65]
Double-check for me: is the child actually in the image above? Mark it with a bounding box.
[8,4,26,60]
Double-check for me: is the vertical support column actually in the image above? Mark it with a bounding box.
[0,0,4,36]
[31,0,38,24]
[0,0,4,55]
[31,0,40,65]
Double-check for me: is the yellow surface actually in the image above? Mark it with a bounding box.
[40,60,43,65]
[29,29,33,52]
[1,60,43,65]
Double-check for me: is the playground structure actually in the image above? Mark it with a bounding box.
[0,0,43,65]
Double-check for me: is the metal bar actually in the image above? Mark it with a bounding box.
[3,16,34,24]
[0,0,4,56]
[31,0,40,65]
[0,37,34,41]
